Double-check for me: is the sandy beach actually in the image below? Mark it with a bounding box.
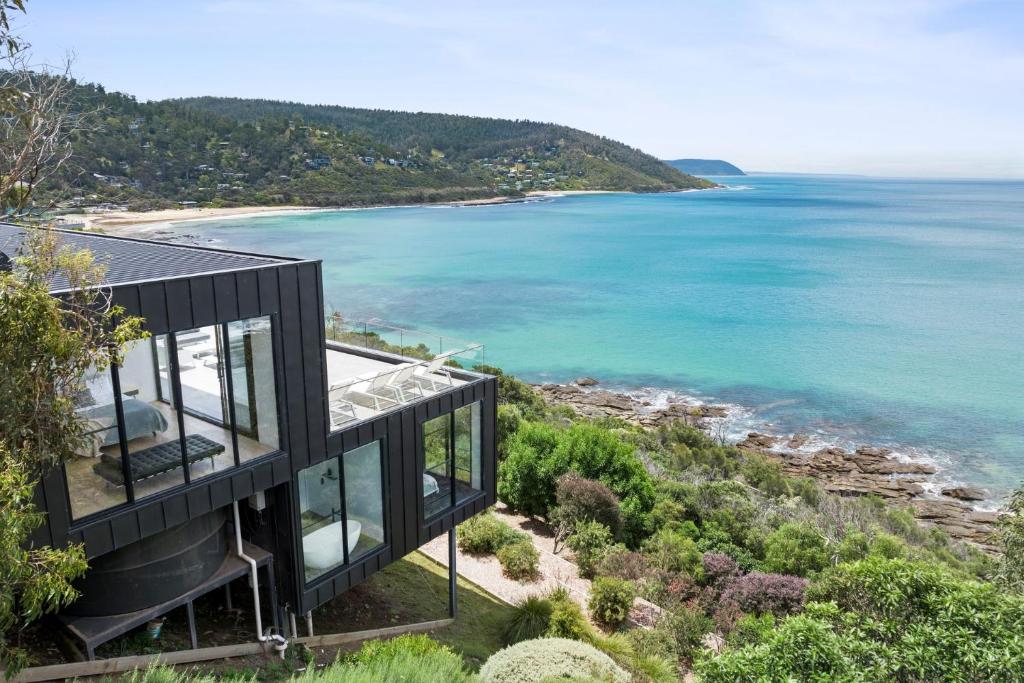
[73,191,622,237]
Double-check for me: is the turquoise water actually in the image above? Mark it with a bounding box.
[174,175,1024,493]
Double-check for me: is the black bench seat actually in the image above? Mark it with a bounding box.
[93,434,225,485]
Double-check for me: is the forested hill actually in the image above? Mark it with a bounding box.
[39,85,712,211]
[177,97,706,190]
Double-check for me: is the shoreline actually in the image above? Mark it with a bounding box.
[67,188,690,237]
[536,381,1001,551]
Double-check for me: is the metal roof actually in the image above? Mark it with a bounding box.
[0,223,300,291]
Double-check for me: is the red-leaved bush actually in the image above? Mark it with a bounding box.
[553,473,623,539]
[717,572,807,618]
[702,553,740,588]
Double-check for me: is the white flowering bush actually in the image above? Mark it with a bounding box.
[480,637,630,683]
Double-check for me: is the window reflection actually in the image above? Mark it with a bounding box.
[422,402,483,519]
[65,363,128,519]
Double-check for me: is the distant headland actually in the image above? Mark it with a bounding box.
[665,158,746,176]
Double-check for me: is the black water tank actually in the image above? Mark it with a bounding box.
[66,508,229,616]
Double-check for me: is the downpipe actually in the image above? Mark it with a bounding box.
[233,501,289,659]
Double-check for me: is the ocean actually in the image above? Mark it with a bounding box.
[167,174,1024,497]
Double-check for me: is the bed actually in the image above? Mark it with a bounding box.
[77,397,169,453]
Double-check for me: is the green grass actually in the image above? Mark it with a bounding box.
[309,551,513,670]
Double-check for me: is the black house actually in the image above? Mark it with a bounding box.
[0,224,497,661]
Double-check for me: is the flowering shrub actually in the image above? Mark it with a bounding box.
[480,638,630,683]
[718,572,808,618]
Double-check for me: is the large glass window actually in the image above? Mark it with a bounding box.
[422,402,483,519]
[65,316,282,521]
[65,363,129,518]
[298,441,386,583]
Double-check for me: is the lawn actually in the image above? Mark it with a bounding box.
[309,550,514,669]
[27,550,514,679]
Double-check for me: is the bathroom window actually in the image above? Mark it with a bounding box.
[298,440,386,583]
[422,401,483,520]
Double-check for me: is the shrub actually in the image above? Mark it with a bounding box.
[498,540,541,580]
[480,638,630,683]
[701,552,740,589]
[346,633,451,665]
[498,422,656,526]
[695,522,759,571]
[868,532,908,559]
[762,522,830,577]
[546,589,592,641]
[740,454,790,498]
[661,604,713,661]
[997,484,1024,593]
[642,527,703,578]
[552,473,623,540]
[726,612,775,648]
[496,403,522,457]
[694,614,870,682]
[458,511,528,554]
[588,577,636,628]
[595,546,647,581]
[718,572,808,618]
[497,421,565,517]
[503,595,554,645]
[836,530,870,563]
[566,520,614,579]
[703,559,1024,682]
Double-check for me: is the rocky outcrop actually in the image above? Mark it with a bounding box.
[575,376,599,387]
[942,486,988,502]
[734,433,998,551]
[535,383,727,429]
[535,383,1001,553]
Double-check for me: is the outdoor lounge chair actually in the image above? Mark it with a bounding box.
[367,364,421,403]
[412,355,454,391]
[329,399,358,427]
[92,434,225,486]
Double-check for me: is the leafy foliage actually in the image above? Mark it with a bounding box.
[458,511,528,555]
[0,231,144,674]
[718,572,808,619]
[762,522,830,577]
[700,558,1024,682]
[566,521,615,579]
[497,540,541,581]
[588,577,636,629]
[997,484,1024,593]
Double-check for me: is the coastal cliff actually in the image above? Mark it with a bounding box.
[536,382,999,552]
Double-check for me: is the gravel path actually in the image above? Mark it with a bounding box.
[420,503,660,627]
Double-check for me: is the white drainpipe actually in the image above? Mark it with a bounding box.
[233,501,289,658]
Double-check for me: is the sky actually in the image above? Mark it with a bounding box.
[17,0,1024,178]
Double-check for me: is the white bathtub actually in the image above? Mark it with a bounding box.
[302,520,361,570]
